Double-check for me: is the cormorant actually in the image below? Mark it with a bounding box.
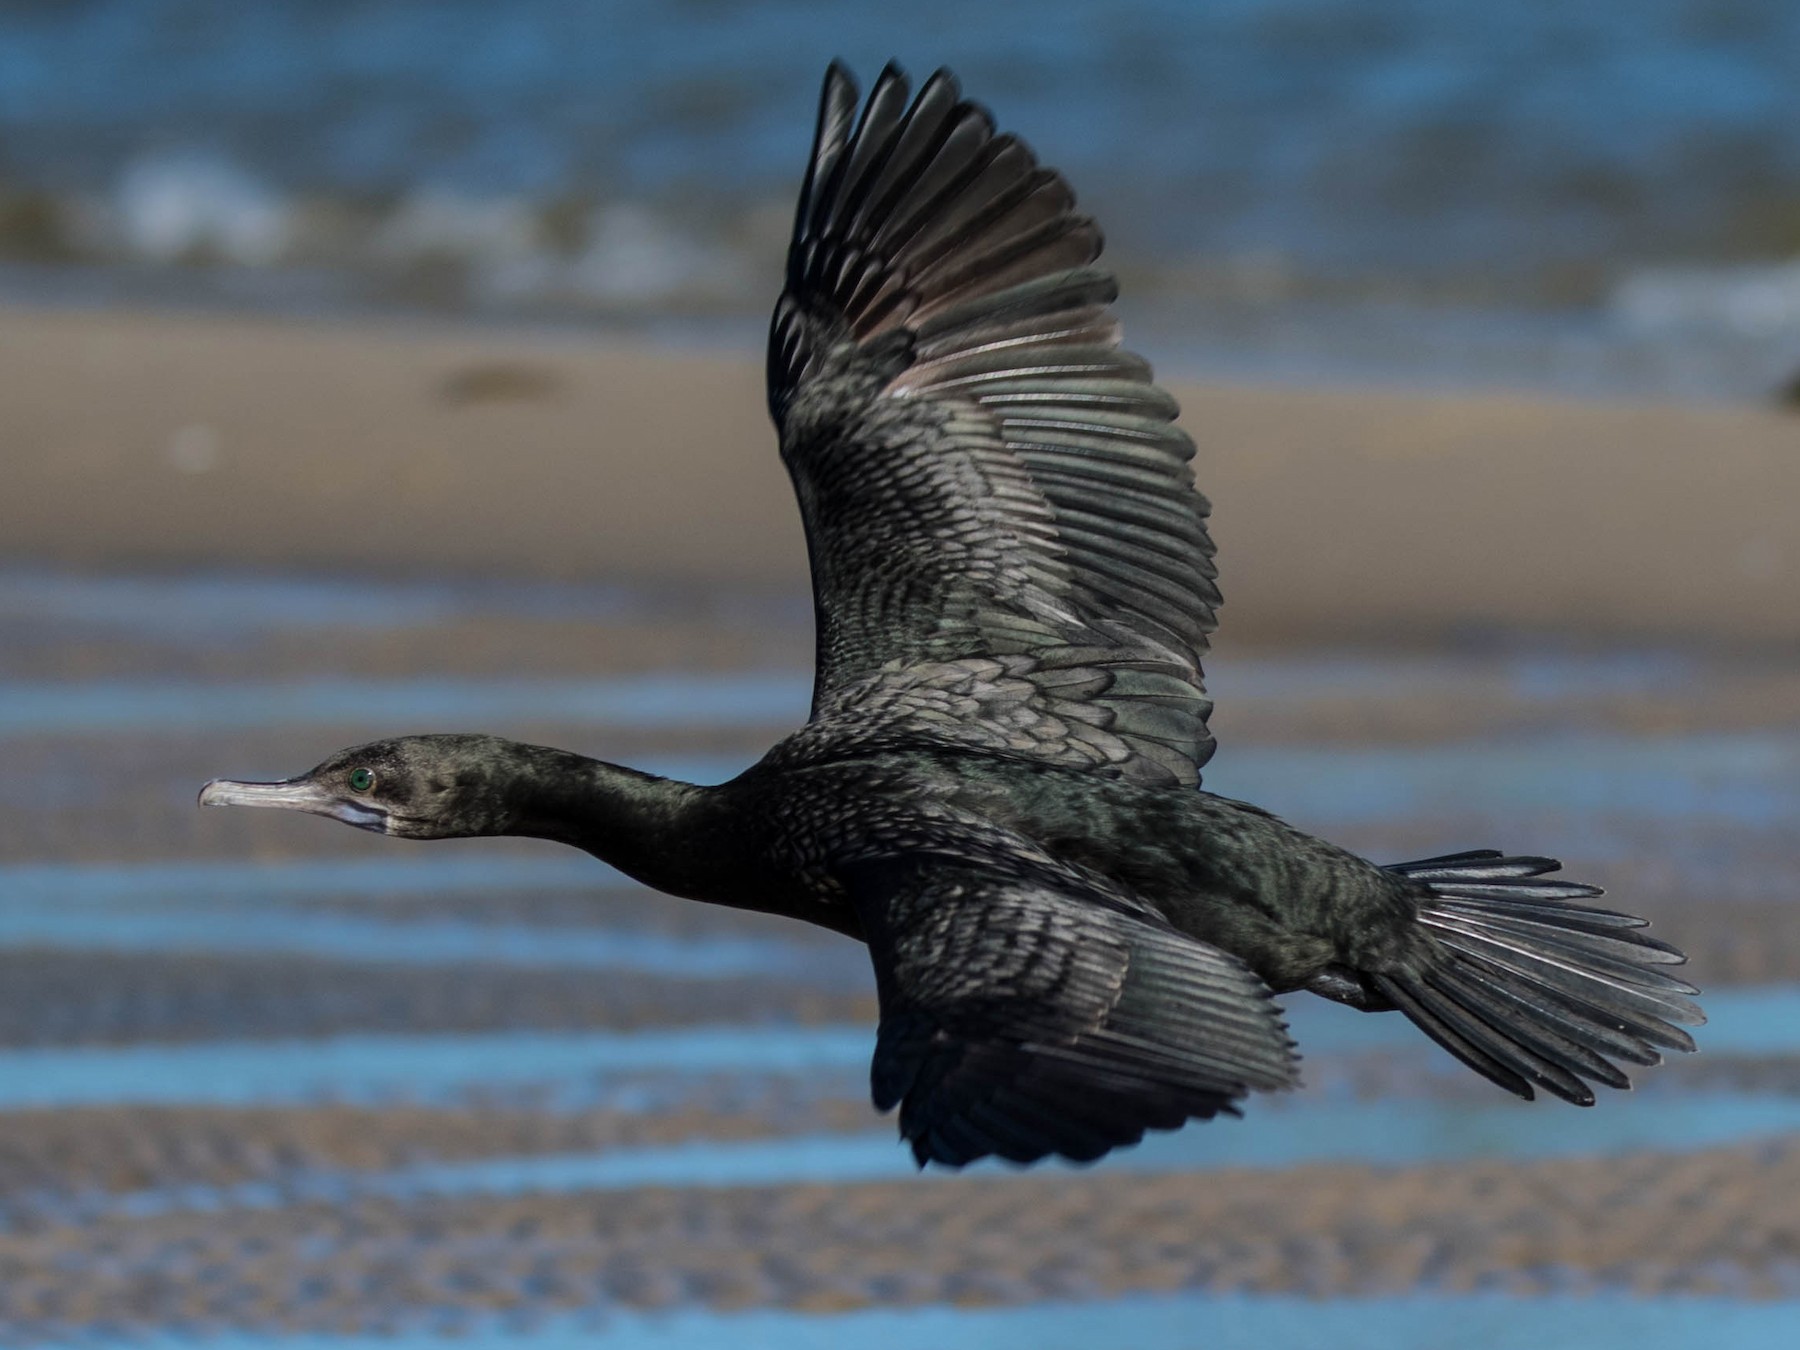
[201,62,1702,1169]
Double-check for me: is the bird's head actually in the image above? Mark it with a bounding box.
[199,734,520,840]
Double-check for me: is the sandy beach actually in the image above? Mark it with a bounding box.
[5,303,1797,647]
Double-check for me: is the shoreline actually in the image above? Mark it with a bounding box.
[6,301,1796,648]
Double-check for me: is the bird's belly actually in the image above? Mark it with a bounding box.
[1025,830,1340,992]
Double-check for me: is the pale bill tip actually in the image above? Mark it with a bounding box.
[197,776,388,832]
[198,778,311,810]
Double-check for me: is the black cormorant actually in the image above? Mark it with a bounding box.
[201,63,1702,1168]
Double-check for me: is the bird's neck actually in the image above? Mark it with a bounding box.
[499,746,731,900]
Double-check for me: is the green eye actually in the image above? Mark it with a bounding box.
[348,768,376,793]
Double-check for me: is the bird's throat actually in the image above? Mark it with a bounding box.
[499,746,728,900]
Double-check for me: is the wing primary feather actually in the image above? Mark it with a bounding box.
[770,64,1221,786]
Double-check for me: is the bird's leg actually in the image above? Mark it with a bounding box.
[1304,965,1396,1012]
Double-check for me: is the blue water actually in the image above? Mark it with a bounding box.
[0,644,1717,745]
[0,565,1708,700]
[2,2,1799,394]
[0,903,860,979]
[0,1024,875,1110]
[0,851,870,978]
[5,668,1794,829]
[0,855,619,903]
[3,987,1797,1112]
[1,570,460,631]
[43,1090,1800,1226]
[1213,649,1706,704]
[5,0,1797,275]
[0,673,810,736]
[91,1295,1800,1350]
[0,569,1706,695]
[0,565,1729,734]
[0,853,863,980]
[1205,733,1800,831]
[0,568,647,632]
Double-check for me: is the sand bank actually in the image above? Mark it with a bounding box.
[4,304,1795,645]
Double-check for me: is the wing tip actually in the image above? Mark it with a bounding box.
[823,57,860,104]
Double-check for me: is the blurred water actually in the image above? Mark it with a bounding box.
[95,1295,1800,1350]
[2,2,1799,395]
[0,903,850,976]
[0,569,649,631]
[0,1024,875,1110]
[2,985,1795,1112]
[1208,734,1800,829]
[0,655,1720,741]
[0,674,810,736]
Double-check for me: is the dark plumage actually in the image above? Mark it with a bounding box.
[201,62,1702,1169]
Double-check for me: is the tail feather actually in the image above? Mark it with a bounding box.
[1418,903,1684,964]
[1372,971,1584,1101]
[1379,851,1703,1104]
[1428,913,1698,998]
[1422,966,1631,1089]
[1429,894,1678,939]
[1432,930,1702,1033]
[1388,850,1579,884]
[1463,970,1670,1067]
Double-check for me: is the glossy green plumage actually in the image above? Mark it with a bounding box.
[201,63,1702,1170]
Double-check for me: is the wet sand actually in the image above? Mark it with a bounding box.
[2,302,1799,1345]
[3,1138,1800,1334]
[0,573,1795,1343]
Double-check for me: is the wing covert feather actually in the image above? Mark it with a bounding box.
[845,845,1298,1168]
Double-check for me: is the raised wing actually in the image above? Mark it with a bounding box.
[768,63,1221,786]
[845,842,1298,1168]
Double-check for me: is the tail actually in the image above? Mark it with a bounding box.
[1374,850,1703,1105]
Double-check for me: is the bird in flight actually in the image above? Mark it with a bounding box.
[203,62,1702,1169]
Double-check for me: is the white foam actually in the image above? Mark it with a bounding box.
[374,189,543,266]
[1613,260,1800,337]
[113,150,293,266]
[566,203,756,304]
